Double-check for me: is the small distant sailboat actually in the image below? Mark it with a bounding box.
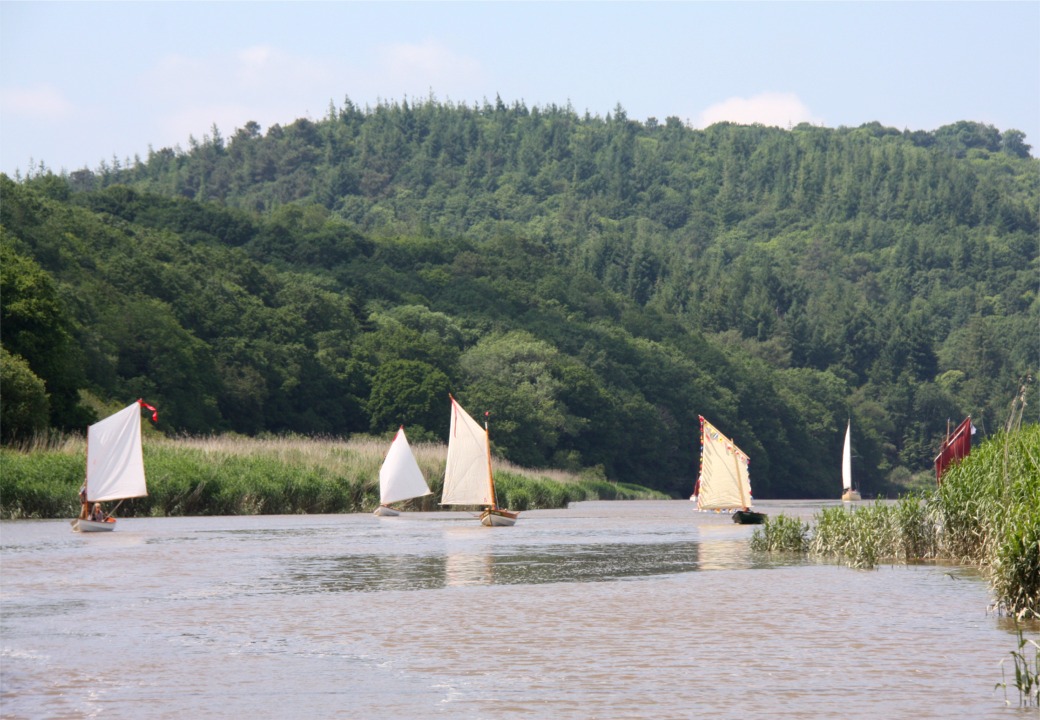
[374,426,432,516]
[693,416,766,524]
[841,420,861,502]
[441,395,518,527]
[71,400,155,532]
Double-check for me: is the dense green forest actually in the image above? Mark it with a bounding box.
[2,98,1037,498]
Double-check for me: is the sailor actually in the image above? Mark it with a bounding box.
[90,503,105,522]
[78,484,90,519]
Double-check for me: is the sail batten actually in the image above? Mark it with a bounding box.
[85,402,148,503]
[379,427,432,505]
[695,416,752,511]
[441,397,494,506]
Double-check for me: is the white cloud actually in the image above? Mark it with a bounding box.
[0,84,73,120]
[696,92,821,129]
[378,40,484,96]
[128,40,484,155]
[141,48,340,148]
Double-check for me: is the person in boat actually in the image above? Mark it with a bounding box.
[78,484,90,520]
[90,503,105,522]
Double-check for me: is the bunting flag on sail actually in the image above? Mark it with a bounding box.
[934,416,975,484]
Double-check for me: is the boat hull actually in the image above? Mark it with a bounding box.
[841,489,862,502]
[71,518,116,532]
[373,505,400,517]
[480,508,519,527]
[732,510,767,525]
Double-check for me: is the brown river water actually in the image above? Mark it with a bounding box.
[1,500,1036,719]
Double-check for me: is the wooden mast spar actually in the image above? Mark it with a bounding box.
[484,412,498,511]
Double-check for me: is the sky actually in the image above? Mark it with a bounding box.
[2,1,1038,177]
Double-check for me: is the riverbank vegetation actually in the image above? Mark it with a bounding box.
[0,433,664,520]
[753,424,1039,617]
[753,424,1039,705]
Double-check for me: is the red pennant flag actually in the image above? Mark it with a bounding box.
[137,398,158,423]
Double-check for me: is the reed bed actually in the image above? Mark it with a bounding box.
[754,425,1040,705]
[753,424,1039,619]
[748,512,809,553]
[0,433,663,520]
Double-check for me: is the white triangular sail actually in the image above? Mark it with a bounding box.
[86,402,148,503]
[379,427,432,505]
[696,416,752,511]
[842,421,853,492]
[441,397,494,507]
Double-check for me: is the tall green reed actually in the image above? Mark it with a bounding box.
[754,425,1038,619]
[749,513,809,553]
[997,624,1040,707]
[0,433,662,519]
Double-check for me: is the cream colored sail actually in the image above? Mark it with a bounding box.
[441,397,494,506]
[86,402,148,503]
[379,427,432,505]
[842,421,853,492]
[695,416,751,511]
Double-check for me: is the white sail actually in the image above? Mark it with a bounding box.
[379,427,432,505]
[441,397,494,506]
[696,417,752,511]
[842,421,853,492]
[86,402,148,503]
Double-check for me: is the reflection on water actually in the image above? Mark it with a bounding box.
[0,500,1033,720]
[280,541,704,593]
[445,552,492,587]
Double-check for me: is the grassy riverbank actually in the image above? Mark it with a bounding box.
[751,424,1040,619]
[0,434,665,520]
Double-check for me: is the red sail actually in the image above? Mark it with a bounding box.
[934,416,973,484]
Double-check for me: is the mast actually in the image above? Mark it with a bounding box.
[484,412,498,511]
[731,434,749,509]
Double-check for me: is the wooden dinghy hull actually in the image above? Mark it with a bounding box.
[841,489,862,502]
[71,518,116,532]
[373,505,400,517]
[480,508,519,527]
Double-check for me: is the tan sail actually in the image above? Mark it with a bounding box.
[441,395,517,526]
[695,416,752,511]
[441,396,495,506]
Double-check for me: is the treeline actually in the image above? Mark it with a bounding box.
[2,99,1037,498]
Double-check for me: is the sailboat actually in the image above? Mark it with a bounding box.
[693,416,766,524]
[934,415,975,485]
[71,400,154,532]
[841,420,861,501]
[441,395,518,527]
[374,426,432,516]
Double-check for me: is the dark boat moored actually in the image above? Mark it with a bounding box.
[732,509,767,525]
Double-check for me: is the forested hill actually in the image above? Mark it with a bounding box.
[2,99,1037,499]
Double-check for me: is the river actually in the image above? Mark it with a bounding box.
[0,500,1034,719]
